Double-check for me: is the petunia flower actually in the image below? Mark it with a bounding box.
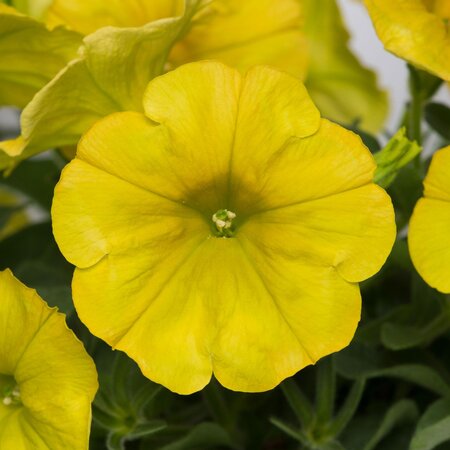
[409,145,450,293]
[0,269,98,449]
[364,0,450,81]
[52,61,396,394]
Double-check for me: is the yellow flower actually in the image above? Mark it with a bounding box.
[52,62,395,394]
[45,0,308,78]
[364,0,450,81]
[409,145,450,293]
[0,269,98,449]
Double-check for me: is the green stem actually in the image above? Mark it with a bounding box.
[315,358,336,426]
[280,378,314,428]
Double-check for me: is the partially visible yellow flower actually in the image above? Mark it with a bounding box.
[0,269,98,449]
[45,0,184,34]
[45,0,308,77]
[364,0,450,81]
[409,145,450,293]
[52,62,395,394]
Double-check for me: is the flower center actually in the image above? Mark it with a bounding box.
[2,383,21,407]
[212,209,236,237]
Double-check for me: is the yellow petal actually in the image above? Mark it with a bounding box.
[232,119,375,212]
[6,0,53,20]
[170,0,308,78]
[0,269,98,449]
[144,62,319,212]
[0,6,81,108]
[409,146,450,293]
[364,0,450,81]
[242,184,395,284]
[46,0,184,34]
[303,0,388,132]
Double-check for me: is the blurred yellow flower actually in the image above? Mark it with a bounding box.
[52,62,395,394]
[0,269,98,449]
[409,145,450,293]
[364,0,450,80]
[46,0,308,77]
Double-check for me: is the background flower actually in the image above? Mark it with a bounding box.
[0,269,98,449]
[409,145,450,293]
[364,0,450,81]
[52,61,395,395]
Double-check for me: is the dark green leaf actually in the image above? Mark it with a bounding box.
[410,399,450,450]
[159,423,234,450]
[425,103,450,140]
[363,400,418,450]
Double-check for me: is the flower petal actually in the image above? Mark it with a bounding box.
[232,119,375,212]
[170,0,308,77]
[241,184,395,283]
[46,0,184,35]
[364,0,450,81]
[0,4,81,108]
[409,146,450,293]
[0,269,98,450]
[52,118,209,268]
[409,199,450,293]
[303,0,387,132]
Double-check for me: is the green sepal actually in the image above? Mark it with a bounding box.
[373,127,421,188]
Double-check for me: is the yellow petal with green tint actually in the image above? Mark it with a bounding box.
[0,4,81,108]
[3,0,53,19]
[53,62,395,394]
[170,0,308,78]
[0,269,97,449]
[409,146,450,293]
[303,0,388,132]
[0,1,204,171]
[364,0,450,81]
[46,0,184,35]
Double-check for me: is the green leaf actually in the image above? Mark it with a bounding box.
[0,157,61,210]
[159,423,234,450]
[381,312,450,350]
[335,345,450,397]
[410,399,450,450]
[425,103,450,140]
[302,0,387,133]
[0,5,81,109]
[1,0,204,170]
[373,128,421,188]
[368,366,450,397]
[0,222,74,313]
[363,400,419,450]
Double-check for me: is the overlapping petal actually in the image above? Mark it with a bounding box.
[364,0,450,81]
[0,269,98,449]
[0,4,81,108]
[46,0,184,34]
[53,62,395,393]
[409,146,450,293]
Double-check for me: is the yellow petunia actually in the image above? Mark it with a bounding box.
[364,0,450,81]
[409,145,450,293]
[52,62,396,394]
[45,0,308,78]
[0,269,98,449]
